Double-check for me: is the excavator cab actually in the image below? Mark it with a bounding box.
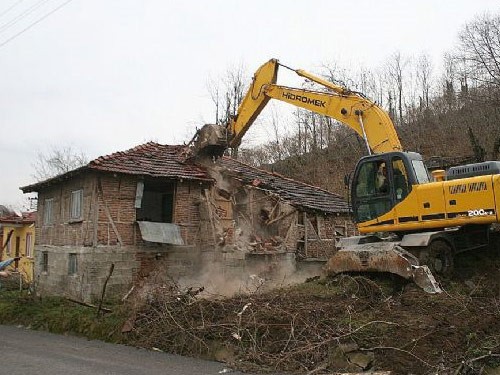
[351,151,430,224]
[326,151,442,294]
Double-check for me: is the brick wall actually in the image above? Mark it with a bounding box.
[37,174,96,246]
[33,172,210,300]
[304,213,357,259]
[36,172,210,248]
[96,173,137,246]
[33,170,355,299]
[174,180,208,246]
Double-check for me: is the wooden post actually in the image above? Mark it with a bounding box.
[97,263,114,317]
[303,212,308,257]
[93,181,99,247]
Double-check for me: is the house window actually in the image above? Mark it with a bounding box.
[70,189,83,220]
[26,233,33,258]
[136,180,175,223]
[6,235,12,256]
[68,253,78,275]
[42,251,48,273]
[44,198,54,225]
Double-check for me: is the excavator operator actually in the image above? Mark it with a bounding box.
[376,162,388,194]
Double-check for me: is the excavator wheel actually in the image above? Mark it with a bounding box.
[424,240,454,278]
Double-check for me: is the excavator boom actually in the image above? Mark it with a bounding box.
[258,85,401,154]
[226,58,402,154]
[194,58,401,156]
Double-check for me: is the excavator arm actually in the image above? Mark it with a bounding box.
[226,58,402,154]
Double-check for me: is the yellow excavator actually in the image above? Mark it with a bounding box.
[194,58,500,293]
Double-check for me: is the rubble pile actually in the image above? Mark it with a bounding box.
[195,155,296,254]
[127,248,500,375]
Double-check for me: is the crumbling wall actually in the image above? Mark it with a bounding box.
[213,185,355,260]
[196,157,356,260]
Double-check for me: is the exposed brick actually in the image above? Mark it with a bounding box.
[29,143,355,300]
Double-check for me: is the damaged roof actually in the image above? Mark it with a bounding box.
[219,157,350,214]
[22,143,211,192]
[88,143,209,180]
[21,142,349,214]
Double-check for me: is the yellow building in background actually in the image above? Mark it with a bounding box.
[0,212,36,283]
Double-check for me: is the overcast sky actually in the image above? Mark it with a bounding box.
[0,0,499,209]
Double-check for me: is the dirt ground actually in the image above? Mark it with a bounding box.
[128,246,500,375]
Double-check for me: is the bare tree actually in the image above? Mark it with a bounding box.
[385,52,408,125]
[32,146,88,182]
[416,54,433,108]
[268,105,284,162]
[457,13,500,88]
[207,64,247,126]
[442,53,457,109]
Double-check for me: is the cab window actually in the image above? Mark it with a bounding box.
[392,157,410,201]
[353,160,392,222]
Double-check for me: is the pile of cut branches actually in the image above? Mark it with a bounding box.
[127,272,500,374]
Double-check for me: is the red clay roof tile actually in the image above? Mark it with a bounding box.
[87,142,209,180]
[21,142,349,214]
[0,211,36,224]
[219,157,350,214]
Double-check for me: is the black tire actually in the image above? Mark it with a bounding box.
[426,240,454,277]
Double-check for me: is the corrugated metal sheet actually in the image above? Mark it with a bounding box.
[137,221,184,245]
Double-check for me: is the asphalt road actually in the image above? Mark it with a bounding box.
[0,325,250,375]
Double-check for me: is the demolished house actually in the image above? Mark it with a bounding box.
[21,142,355,302]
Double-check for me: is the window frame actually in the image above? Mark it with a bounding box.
[41,251,48,273]
[68,253,78,275]
[25,233,33,258]
[352,159,393,223]
[70,189,83,221]
[44,198,54,225]
[411,159,431,184]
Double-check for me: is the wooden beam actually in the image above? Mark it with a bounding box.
[97,178,123,246]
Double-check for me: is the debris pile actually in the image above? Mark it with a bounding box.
[248,234,284,253]
[193,153,354,258]
[126,247,500,375]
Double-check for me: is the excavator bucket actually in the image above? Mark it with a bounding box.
[324,241,442,294]
[193,124,228,157]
